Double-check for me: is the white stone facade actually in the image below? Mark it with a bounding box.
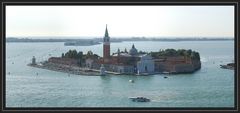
[137,54,155,74]
[86,58,94,68]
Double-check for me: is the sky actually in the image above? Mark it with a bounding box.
[6,6,234,38]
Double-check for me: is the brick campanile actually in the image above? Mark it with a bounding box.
[103,24,110,59]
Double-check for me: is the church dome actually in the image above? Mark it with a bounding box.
[129,44,138,55]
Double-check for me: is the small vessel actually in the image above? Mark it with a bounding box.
[129,96,150,102]
[164,76,168,78]
[129,80,134,83]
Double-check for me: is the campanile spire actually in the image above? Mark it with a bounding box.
[105,24,109,38]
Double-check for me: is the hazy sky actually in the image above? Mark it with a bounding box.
[6,6,234,38]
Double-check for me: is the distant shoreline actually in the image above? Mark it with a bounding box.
[6,37,234,43]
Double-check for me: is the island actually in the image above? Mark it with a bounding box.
[28,25,201,75]
[64,40,101,46]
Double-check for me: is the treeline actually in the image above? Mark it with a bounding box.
[61,49,100,66]
[149,49,200,60]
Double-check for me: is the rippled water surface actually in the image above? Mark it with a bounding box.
[6,40,234,107]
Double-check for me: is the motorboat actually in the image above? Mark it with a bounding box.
[129,96,150,102]
[129,80,134,83]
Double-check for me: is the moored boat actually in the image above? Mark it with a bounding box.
[129,96,150,102]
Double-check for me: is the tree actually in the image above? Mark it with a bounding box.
[72,49,78,59]
[64,49,80,59]
[149,49,200,60]
[87,51,93,56]
[165,49,177,56]
[139,51,147,54]
[186,49,192,56]
[190,51,200,60]
[177,49,186,56]
[77,51,83,59]
[76,51,83,66]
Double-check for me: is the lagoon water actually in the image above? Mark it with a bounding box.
[6,40,234,107]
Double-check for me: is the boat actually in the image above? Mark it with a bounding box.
[129,96,150,102]
[129,80,134,83]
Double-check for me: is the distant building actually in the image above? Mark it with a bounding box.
[48,57,79,66]
[32,56,36,65]
[154,56,200,73]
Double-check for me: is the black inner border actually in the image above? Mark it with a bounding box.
[0,1,239,112]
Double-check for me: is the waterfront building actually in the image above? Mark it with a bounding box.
[86,58,94,68]
[154,56,200,73]
[137,54,155,74]
[48,57,79,66]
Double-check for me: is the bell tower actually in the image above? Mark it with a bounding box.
[103,24,110,59]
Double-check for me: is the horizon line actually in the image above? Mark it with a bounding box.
[6,36,234,38]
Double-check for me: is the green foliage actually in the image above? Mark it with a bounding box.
[164,49,177,56]
[77,51,83,59]
[190,51,200,60]
[61,50,100,67]
[150,49,200,60]
[85,51,99,59]
[87,51,93,56]
[139,51,147,54]
[64,49,78,59]
[176,49,186,56]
